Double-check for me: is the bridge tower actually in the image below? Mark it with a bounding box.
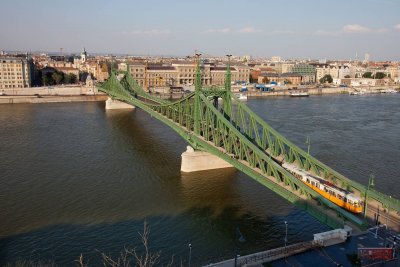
[194,53,202,135]
[223,54,232,118]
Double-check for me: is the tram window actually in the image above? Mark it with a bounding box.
[311,182,315,186]
[306,179,310,183]
[323,187,328,192]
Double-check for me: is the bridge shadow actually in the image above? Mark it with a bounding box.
[102,107,186,176]
[0,204,329,267]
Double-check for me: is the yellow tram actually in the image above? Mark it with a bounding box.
[282,162,363,213]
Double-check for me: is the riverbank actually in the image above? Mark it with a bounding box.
[0,95,108,104]
[247,86,399,98]
[0,85,109,104]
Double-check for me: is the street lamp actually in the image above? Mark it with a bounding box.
[364,174,375,219]
[284,221,288,251]
[188,243,192,267]
[234,227,246,267]
[226,54,232,63]
[306,136,310,155]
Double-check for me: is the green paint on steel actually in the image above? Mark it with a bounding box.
[97,66,399,230]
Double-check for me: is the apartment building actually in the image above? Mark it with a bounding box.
[258,72,302,85]
[314,64,350,81]
[127,62,250,88]
[292,64,316,83]
[0,57,31,89]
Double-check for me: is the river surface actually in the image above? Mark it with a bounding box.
[0,94,399,266]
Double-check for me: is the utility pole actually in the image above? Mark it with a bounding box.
[284,221,288,251]
[234,227,245,267]
[188,243,192,267]
[306,136,310,155]
[364,174,375,219]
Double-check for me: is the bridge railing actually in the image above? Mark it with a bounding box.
[99,74,375,229]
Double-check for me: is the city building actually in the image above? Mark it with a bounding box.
[291,64,316,83]
[258,72,302,85]
[270,56,282,62]
[314,64,350,81]
[0,57,31,89]
[127,61,249,89]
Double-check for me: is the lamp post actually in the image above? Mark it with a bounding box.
[306,136,310,155]
[234,227,246,267]
[364,174,375,219]
[284,221,288,251]
[188,243,192,267]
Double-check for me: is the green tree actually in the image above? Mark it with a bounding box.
[64,74,71,84]
[374,72,386,79]
[43,73,55,85]
[362,72,372,78]
[319,74,333,84]
[52,72,63,85]
[42,74,48,86]
[68,73,77,84]
[344,75,351,78]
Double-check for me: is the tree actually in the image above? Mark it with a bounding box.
[374,72,386,79]
[42,74,48,86]
[52,72,63,85]
[344,75,351,78]
[68,73,77,84]
[43,73,55,85]
[319,74,333,84]
[362,72,372,78]
[64,74,71,84]
[77,221,174,267]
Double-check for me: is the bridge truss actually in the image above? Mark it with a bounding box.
[99,59,400,230]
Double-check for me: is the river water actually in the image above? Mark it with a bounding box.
[0,94,399,266]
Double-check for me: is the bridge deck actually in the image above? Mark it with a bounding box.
[99,70,400,231]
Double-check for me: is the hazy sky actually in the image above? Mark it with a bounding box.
[1,0,400,60]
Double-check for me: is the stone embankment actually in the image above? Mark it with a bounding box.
[0,95,108,104]
[246,86,399,97]
[0,85,108,104]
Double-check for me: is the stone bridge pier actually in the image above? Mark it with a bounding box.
[181,146,233,172]
[105,97,135,110]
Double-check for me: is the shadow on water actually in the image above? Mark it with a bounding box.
[0,206,329,266]
[0,102,337,266]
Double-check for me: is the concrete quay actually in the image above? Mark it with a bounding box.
[0,85,97,96]
[0,85,109,104]
[0,94,108,104]
[246,86,399,98]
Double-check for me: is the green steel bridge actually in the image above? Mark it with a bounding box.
[99,58,400,231]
